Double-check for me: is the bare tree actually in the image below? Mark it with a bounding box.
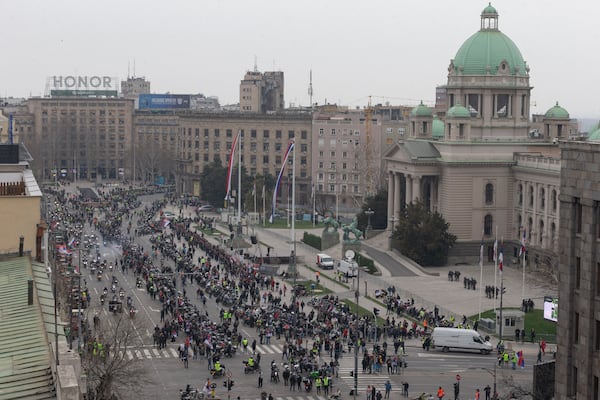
[82,314,149,400]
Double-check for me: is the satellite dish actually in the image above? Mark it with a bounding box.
[345,249,355,260]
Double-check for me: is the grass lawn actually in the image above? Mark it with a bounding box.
[287,279,333,295]
[305,265,350,289]
[342,299,386,325]
[474,308,557,343]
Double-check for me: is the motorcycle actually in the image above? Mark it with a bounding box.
[303,377,313,392]
[136,278,143,288]
[111,284,116,293]
[243,360,259,374]
[119,289,125,299]
[100,294,105,306]
[179,385,200,400]
[210,365,226,378]
[129,306,136,319]
[270,366,279,383]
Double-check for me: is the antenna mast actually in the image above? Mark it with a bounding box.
[308,70,313,109]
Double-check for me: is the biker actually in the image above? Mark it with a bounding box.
[247,356,255,369]
[214,360,222,374]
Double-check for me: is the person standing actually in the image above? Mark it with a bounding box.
[475,388,480,400]
[402,381,409,397]
[384,380,392,399]
[258,371,263,388]
[484,385,491,400]
[437,386,445,399]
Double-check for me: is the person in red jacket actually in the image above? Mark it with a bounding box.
[437,386,445,399]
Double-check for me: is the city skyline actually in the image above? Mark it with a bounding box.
[4,0,600,118]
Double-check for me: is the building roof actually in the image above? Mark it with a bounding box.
[482,3,498,15]
[403,140,441,159]
[432,117,445,139]
[544,102,570,119]
[0,256,56,400]
[410,101,433,118]
[588,128,600,141]
[447,104,471,118]
[452,6,528,76]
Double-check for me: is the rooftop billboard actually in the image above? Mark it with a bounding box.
[139,94,190,110]
[47,75,119,97]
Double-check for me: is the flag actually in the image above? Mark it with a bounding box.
[479,232,484,266]
[311,183,315,199]
[519,228,527,257]
[262,184,265,199]
[499,244,504,272]
[252,182,256,197]
[225,130,241,202]
[493,237,498,263]
[68,237,76,247]
[270,141,295,223]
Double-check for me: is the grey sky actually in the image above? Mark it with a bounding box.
[4,0,600,118]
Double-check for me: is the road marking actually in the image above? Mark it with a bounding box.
[152,349,161,358]
[161,349,171,358]
[169,348,179,358]
[126,350,133,360]
[135,350,143,359]
[149,307,161,312]
[143,349,152,359]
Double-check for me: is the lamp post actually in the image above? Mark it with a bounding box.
[364,208,374,239]
[388,217,397,250]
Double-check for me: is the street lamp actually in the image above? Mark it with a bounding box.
[388,216,398,250]
[364,208,374,239]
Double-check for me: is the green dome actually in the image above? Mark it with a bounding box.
[411,101,432,117]
[447,103,471,118]
[452,7,528,76]
[432,117,444,138]
[544,102,569,119]
[482,3,498,15]
[589,128,600,141]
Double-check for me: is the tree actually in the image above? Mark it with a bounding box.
[392,201,456,266]
[200,157,227,207]
[82,314,149,400]
[355,190,388,231]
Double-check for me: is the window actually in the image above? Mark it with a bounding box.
[226,129,232,138]
[540,188,546,209]
[329,173,335,180]
[263,130,269,138]
[330,151,336,157]
[496,94,510,117]
[484,214,493,235]
[596,320,600,350]
[575,198,582,234]
[518,184,523,205]
[485,183,494,205]
[318,161,323,169]
[552,190,557,212]
[529,186,534,208]
[319,128,324,136]
[343,151,348,158]
[330,139,336,146]
[539,220,544,244]
[574,313,580,344]
[251,130,257,138]
[276,130,282,139]
[596,263,600,296]
[288,130,294,139]
[342,162,347,169]
[263,155,269,164]
[204,129,209,137]
[301,144,307,153]
[330,162,336,169]
[301,130,307,139]
[467,94,480,116]
[214,129,220,137]
[263,143,269,151]
[331,128,336,135]
[329,184,335,192]
[576,257,581,290]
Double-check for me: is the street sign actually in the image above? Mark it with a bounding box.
[456,374,461,381]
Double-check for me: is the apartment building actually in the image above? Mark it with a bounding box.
[239,70,285,113]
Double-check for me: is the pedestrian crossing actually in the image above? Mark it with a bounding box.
[114,343,288,361]
[247,396,329,400]
[337,367,397,392]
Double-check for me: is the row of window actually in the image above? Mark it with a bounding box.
[182,128,308,140]
[316,173,360,182]
[318,128,361,136]
[317,161,359,170]
[517,184,558,211]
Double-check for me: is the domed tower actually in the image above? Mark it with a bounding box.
[446,3,531,139]
[542,102,573,140]
[409,101,433,138]
[445,103,472,141]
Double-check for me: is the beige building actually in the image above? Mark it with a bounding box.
[240,70,285,113]
[121,76,151,108]
[7,97,135,181]
[384,4,577,268]
[555,138,600,399]
[175,112,312,204]
[0,143,43,257]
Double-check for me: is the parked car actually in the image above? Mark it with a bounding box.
[197,205,214,212]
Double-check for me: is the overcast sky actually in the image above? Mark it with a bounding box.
[4,0,600,118]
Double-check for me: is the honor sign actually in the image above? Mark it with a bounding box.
[48,75,119,97]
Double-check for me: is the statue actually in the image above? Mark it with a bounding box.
[322,215,339,234]
[342,218,362,243]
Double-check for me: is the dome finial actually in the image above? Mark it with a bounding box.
[481,3,499,30]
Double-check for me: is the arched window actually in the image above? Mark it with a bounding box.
[540,187,545,209]
[485,183,494,205]
[552,189,557,211]
[529,186,534,207]
[484,214,493,235]
[539,219,544,245]
[518,184,523,206]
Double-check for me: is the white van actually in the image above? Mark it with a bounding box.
[431,327,493,354]
[316,253,334,270]
[337,259,358,278]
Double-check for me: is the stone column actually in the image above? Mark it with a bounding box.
[405,174,413,206]
[412,175,421,203]
[394,173,401,222]
[543,184,550,249]
[532,183,539,244]
[387,172,395,230]
[431,177,438,212]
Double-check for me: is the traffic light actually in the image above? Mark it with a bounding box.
[373,307,380,317]
[502,287,506,294]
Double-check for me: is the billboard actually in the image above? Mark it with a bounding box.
[47,75,119,97]
[543,296,558,322]
[139,94,191,110]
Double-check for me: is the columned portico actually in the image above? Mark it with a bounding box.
[405,174,413,205]
[412,175,421,202]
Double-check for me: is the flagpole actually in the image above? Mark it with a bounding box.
[237,131,242,220]
[499,238,504,341]
[493,226,498,313]
[262,185,266,226]
[478,231,483,321]
[312,184,316,228]
[291,140,297,287]
[521,228,526,300]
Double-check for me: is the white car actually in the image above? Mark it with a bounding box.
[197,205,214,212]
